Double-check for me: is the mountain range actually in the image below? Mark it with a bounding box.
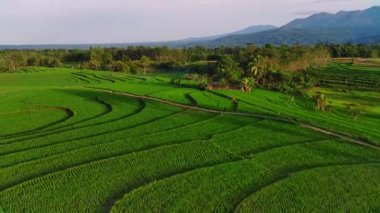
[175,25,276,44]
[183,6,380,47]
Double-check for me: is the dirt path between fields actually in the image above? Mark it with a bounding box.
[92,88,380,151]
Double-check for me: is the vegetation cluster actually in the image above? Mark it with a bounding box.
[1,44,378,93]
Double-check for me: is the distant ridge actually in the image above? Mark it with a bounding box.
[181,25,276,42]
[205,6,380,47]
[0,25,275,50]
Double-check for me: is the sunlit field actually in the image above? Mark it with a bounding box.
[0,64,379,212]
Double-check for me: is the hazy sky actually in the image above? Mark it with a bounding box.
[0,0,379,44]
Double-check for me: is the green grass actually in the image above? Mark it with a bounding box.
[0,66,379,212]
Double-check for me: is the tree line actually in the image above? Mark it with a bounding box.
[1,44,379,72]
[0,44,379,93]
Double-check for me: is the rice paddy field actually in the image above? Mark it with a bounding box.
[0,64,379,212]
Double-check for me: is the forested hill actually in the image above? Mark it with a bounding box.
[206,6,380,47]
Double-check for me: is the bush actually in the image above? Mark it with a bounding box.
[82,60,101,70]
[106,61,131,73]
[170,78,182,85]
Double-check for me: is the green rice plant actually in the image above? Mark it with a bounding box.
[0,66,379,212]
[0,101,183,165]
[0,141,236,212]
[236,164,380,212]
[110,141,380,213]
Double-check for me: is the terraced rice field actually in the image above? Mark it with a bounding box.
[0,67,380,212]
[311,63,380,90]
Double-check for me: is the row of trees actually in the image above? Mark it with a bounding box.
[328,44,380,58]
[1,44,379,72]
[0,44,377,94]
[0,51,62,71]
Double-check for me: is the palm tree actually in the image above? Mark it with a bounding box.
[196,74,209,90]
[140,55,151,74]
[188,73,199,81]
[248,55,269,84]
[315,93,326,111]
[241,77,255,92]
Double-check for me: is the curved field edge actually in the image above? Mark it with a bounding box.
[107,140,380,212]
[0,112,234,190]
[0,107,73,137]
[91,76,380,144]
[0,90,111,142]
[1,134,348,211]
[0,89,127,142]
[0,67,379,212]
[0,94,144,148]
[88,88,380,151]
[0,98,182,156]
[235,164,380,212]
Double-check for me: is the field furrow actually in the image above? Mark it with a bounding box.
[0,65,379,212]
[0,92,144,143]
[110,141,380,212]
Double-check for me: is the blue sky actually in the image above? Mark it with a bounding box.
[0,0,379,44]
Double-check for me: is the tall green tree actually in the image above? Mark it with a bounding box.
[241,77,255,92]
[140,55,151,74]
[248,55,270,83]
[107,61,130,73]
[215,55,242,84]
